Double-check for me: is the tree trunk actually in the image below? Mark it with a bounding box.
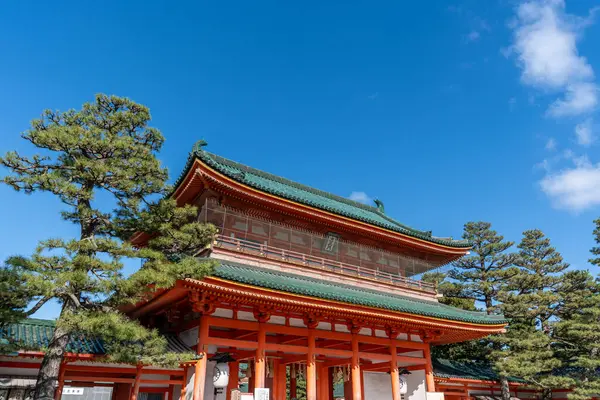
[542,387,552,400]
[485,296,493,314]
[500,376,510,400]
[33,304,71,400]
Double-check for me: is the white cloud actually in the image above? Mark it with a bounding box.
[540,157,600,211]
[545,137,557,150]
[547,82,598,117]
[349,191,373,205]
[575,118,595,146]
[465,31,481,42]
[509,0,597,117]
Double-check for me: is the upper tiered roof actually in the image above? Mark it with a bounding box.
[174,141,470,249]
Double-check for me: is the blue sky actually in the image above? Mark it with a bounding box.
[1,0,599,319]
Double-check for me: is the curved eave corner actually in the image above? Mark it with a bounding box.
[168,141,472,254]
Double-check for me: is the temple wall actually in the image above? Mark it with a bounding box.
[406,370,427,400]
[363,371,393,399]
[362,370,426,400]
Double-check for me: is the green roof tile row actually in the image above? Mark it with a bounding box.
[433,358,524,383]
[173,142,470,249]
[1,319,190,356]
[212,261,507,325]
[2,318,105,354]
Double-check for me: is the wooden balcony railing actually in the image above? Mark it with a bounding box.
[213,234,437,294]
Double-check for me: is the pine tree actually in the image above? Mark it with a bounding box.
[0,95,217,400]
[553,270,600,400]
[493,230,570,400]
[550,218,600,400]
[449,222,517,314]
[448,222,517,400]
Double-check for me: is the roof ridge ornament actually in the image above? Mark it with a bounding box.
[193,139,208,153]
[374,199,385,213]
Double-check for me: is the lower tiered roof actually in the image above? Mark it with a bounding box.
[0,318,189,356]
[210,261,508,325]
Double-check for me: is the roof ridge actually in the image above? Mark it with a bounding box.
[203,150,437,237]
[171,142,472,249]
[17,318,56,326]
[198,150,436,237]
[200,151,387,213]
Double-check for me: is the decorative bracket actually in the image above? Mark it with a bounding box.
[303,312,323,329]
[345,318,365,335]
[253,306,274,323]
[189,291,217,315]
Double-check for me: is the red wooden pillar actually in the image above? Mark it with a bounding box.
[193,316,209,400]
[168,380,175,400]
[255,322,267,389]
[180,367,189,400]
[307,330,317,400]
[276,362,287,400]
[319,365,330,400]
[227,361,239,400]
[272,359,280,400]
[351,334,362,400]
[424,344,435,392]
[390,341,401,400]
[130,364,143,400]
[55,360,67,400]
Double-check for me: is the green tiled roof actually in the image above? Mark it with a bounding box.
[1,319,191,356]
[1,318,105,354]
[433,359,524,383]
[175,142,470,249]
[211,261,507,325]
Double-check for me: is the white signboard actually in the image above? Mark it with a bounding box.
[254,388,269,400]
[63,388,85,396]
[240,394,254,400]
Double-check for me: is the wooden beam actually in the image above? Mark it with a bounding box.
[0,361,41,369]
[206,316,428,349]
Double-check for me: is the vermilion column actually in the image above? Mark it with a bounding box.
[276,362,287,400]
[54,361,66,400]
[226,361,239,400]
[255,323,267,389]
[351,333,362,400]
[272,359,280,399]
[424,345,435,392]
[319,365,330,400]
[306,330,317,400]
[130,364,143,400]
[193,316,209,400]
[389,341,401,400]
[180,367,188,400]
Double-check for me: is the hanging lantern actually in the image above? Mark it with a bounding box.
[399,375,407,394]
[213,362,230,389]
